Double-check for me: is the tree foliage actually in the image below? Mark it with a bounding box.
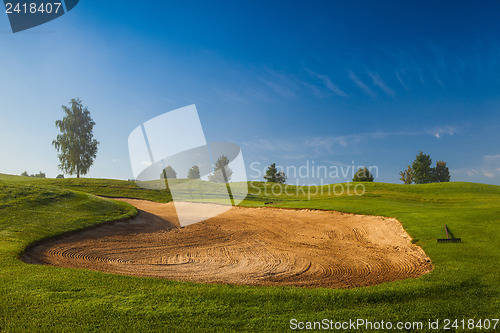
[34,171,46,178]
[187,165,201,180]
[162,165,177,179]
[352,167,374,182]
[399,165,414,185]
[400,151,451,184]
[432,161,451,182]
[208,155,233,183]
[412,151,433,184]
[52,99,99,178]
[264,163,287,184]
[21,171,46,178]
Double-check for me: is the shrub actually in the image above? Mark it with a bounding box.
[161,166,177,179]
[432,161,451,182]
[399,165,413,184]
[412,151,433,184]
[353,167,374,182]
[264,163,287,184]
[208,156,232,183]
[187,166,201,180]
[400,151,451,184]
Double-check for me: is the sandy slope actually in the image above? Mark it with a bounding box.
[23,199,432,288]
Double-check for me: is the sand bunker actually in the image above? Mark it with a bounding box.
[23,199,432,288]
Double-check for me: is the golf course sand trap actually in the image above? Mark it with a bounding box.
[23,199,433,288]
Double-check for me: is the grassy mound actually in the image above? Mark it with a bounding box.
[0,173,172,202]
[0,173,498,332]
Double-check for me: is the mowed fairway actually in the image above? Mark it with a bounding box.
[24,199,432,288]
[0,173,499,332]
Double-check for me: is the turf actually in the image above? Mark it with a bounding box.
[0,174,498,332]
[0,173,173,203]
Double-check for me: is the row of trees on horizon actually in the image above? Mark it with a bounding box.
[20,98,451,186]
[399,151,450,184]
[161,156,233,183]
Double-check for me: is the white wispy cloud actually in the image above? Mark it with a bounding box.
[214,88,245,102]
[433,70,444,87]
[348,71,376,97]
[461,154,500,180]
[484,154,500,161]
[242,138,298,153]
[303,130,423,154]
[429,126,456,138]
[245,88,272,102]
[368,72,395,97]
[261,79,295,97]
[395,70,409,90]
[323,78,348,97]
[305,134,366,149]
[466,169,479,176]
[274,153,309,160]
[253,69,302,98]
[455,55,466,72]
[299,81,329,98]
[244,125,459,158]
[417,67,425,84]
[305,69,348,97]
[482,171,495,178]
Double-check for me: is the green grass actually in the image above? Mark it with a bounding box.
[0,174,498,332]
[0,173,173,202]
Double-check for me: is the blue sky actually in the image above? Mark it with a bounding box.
[1,1,500,184]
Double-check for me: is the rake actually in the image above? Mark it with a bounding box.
[437,224,461,243]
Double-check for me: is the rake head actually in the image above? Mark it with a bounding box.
[437,224,462,243]
[437,238,462,243]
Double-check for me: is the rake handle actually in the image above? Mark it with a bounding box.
[444,224,450,239]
